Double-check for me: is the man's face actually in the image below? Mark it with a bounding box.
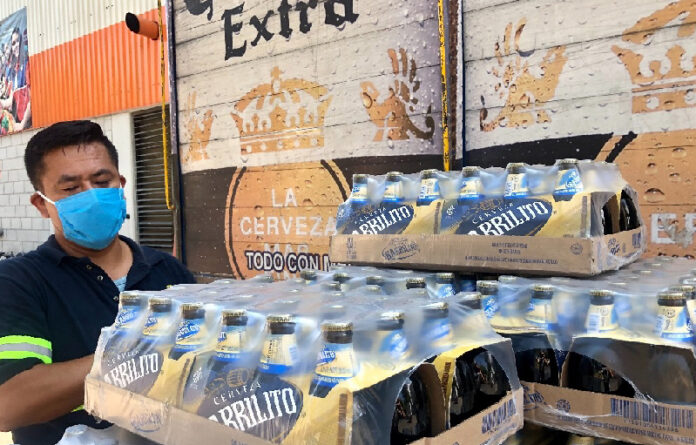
[30,142,126,241]
[11,32,19,59]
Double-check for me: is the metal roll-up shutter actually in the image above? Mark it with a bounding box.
[133,107,174,252]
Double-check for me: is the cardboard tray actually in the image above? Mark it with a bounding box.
[522,382,696,445]
[85,375,522,445]
[329,227,644,277]
[520,335,696,444]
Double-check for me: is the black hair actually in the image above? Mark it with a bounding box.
[25,120,118,190]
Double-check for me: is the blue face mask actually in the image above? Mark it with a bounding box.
[38,188,127,250]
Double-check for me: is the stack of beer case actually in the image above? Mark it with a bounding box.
[85,268,524,445]
[330,159,645,277]
[326,159,689,445]
[478,257,696,445]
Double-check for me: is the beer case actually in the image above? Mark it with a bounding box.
[475,266,696,445]
[87,269,524,445]
[331,161,645,277]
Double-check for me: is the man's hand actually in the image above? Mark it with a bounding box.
[0,355,94,431]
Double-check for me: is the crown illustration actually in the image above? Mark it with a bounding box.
[612,0,696,113]
[232,67,332,154]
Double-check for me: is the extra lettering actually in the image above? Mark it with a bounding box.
[187,0,358,59]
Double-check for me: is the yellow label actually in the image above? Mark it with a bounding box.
[312,343,357,389]
[585,304,618,333]
[525,298,558,327]
[383,181,402,201]
[419,178,440,200]
[504,173,529,197]
[259,333,298,374]
[459,177,482,198]
[216,326,246,356]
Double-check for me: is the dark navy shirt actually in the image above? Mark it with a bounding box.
[0,235,195,445]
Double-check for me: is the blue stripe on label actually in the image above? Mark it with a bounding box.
[259,362,292,375]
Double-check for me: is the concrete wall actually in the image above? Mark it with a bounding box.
[464,0,696,257]
[0,112,138,255]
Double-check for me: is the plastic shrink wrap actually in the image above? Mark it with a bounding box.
[476,257,696,445]
[330,160,646,277]
[87,267,524,445]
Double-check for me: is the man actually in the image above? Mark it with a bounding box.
[0,121,195,444]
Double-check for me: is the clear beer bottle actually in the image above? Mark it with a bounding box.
[417,169,441,206]
[566,290,634,397]
[309,322,358,398]
[504,163,529,198]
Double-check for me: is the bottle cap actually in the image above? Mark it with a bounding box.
[222,309,248,325]
[557,158,579,169]
[497,275,518,284]
[386,171,403,181]
[477,280,499,294]
[589,289,614,304]
[119,291,143,306]
[380,311,405,321]
[532,284,554,299]
[300,269,318,281]
[421,169,438,179]
[658,291,686,302]
[322,282,342,292]
[462,166,481,177]
[321,321,353,332]
[423,301,449,315]
[366,275,385,286]
[506,162,526,173]
[435,272,455,283]
[353,173,368,183]
[267,314,294,324]
[333,272,351,283]
[406,277,426,289]
[149,297,172,312]
[458,292,482,310]
[181,303,204,320]
[254,274,274,283]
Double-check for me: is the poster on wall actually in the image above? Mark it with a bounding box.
[0,8,30,135]
[175,0,450,279]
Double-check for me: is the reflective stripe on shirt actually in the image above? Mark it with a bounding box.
[0,335,52,363]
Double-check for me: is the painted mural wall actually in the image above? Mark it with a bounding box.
[174,0,449,279]
[464,0,696,257]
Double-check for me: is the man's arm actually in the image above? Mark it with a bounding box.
[0,355,93,431]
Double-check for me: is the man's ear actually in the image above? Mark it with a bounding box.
[30,192,50,218]
[120,175,126,188]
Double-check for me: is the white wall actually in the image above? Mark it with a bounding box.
[0,111,137,254]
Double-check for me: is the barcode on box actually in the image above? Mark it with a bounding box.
[610,398,694,429]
